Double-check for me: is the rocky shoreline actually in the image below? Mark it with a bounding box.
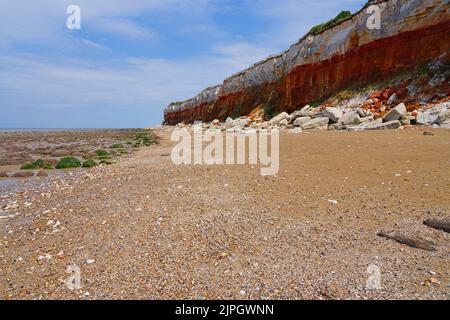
[0,129,158,180]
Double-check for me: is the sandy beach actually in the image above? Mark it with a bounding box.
[0,127,448,299]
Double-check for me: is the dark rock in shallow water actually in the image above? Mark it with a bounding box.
[11,171,34,178]
[0,171,8,178]
[36,171,49,177]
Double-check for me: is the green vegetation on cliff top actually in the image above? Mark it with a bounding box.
[308,11,352,36]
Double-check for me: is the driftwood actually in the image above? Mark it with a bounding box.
[377,230,437,252]
[423,219,450,233]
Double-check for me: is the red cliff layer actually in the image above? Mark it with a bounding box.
[164,0,450,124]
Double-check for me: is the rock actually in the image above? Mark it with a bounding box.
[399,115,411,126]
[36,171,48,177]
[360,116,374,123]
[328,122,343,131]
[437,108,450,124]
[0,171,8,178]
[365,120,401,130]
[212,119,220,125]
[278,119,289,127]
[407,85,418,97]
[225,117,234,126]
[299,105,312,114]
[382,103,407,122]
[288,110,304,123]
[288,128,303,134]
[232,118,250,129]
[339,111,361,125]
[423,131,434,136]
[269,112,289,125]
[322,107,343,123]
[300,117,329,130]
[356,108,372,118]
[343,95,368,109]
[387,93,398,105]
[328,200,338,205]
[416,112,439,125]
[11,171,34,178]
[293,117,311,127]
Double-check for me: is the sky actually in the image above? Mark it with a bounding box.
[0,0,367,128]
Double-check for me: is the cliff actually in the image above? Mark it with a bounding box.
[163,0,450,125]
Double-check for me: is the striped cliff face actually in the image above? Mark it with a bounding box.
[163,0,450,125]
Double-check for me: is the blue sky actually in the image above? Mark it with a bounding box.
[0,0,367,128]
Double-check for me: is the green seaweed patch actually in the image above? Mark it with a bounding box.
[56,157,81,169]
[110,143,125,149]
[95,149,111,159]
[21,159,53,170]
[135,131,158,146]
[82,159,97,168]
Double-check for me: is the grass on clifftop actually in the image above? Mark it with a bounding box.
[308,11,352,35]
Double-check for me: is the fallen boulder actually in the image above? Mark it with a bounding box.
[382,103,407,122]
[293,116,311,127]
[416,112,439,125]
[300,117,329,130]
[360,116,374,123]
[328,122,343,131]
[365,120,401,130]
[339,111,361,125]
[298,105,312,116]
[322,107,343,123]
[288,110,304,123]
[278,119,289,127]
[288,128,303,134]
[269,112,289,125]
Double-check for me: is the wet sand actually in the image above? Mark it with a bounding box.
[0,129,144,169]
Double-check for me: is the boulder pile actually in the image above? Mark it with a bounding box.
[174,100,450,133]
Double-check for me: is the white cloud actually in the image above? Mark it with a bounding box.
[0,47,273,127]
[93,18,158,40]
[0,0,216,46]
